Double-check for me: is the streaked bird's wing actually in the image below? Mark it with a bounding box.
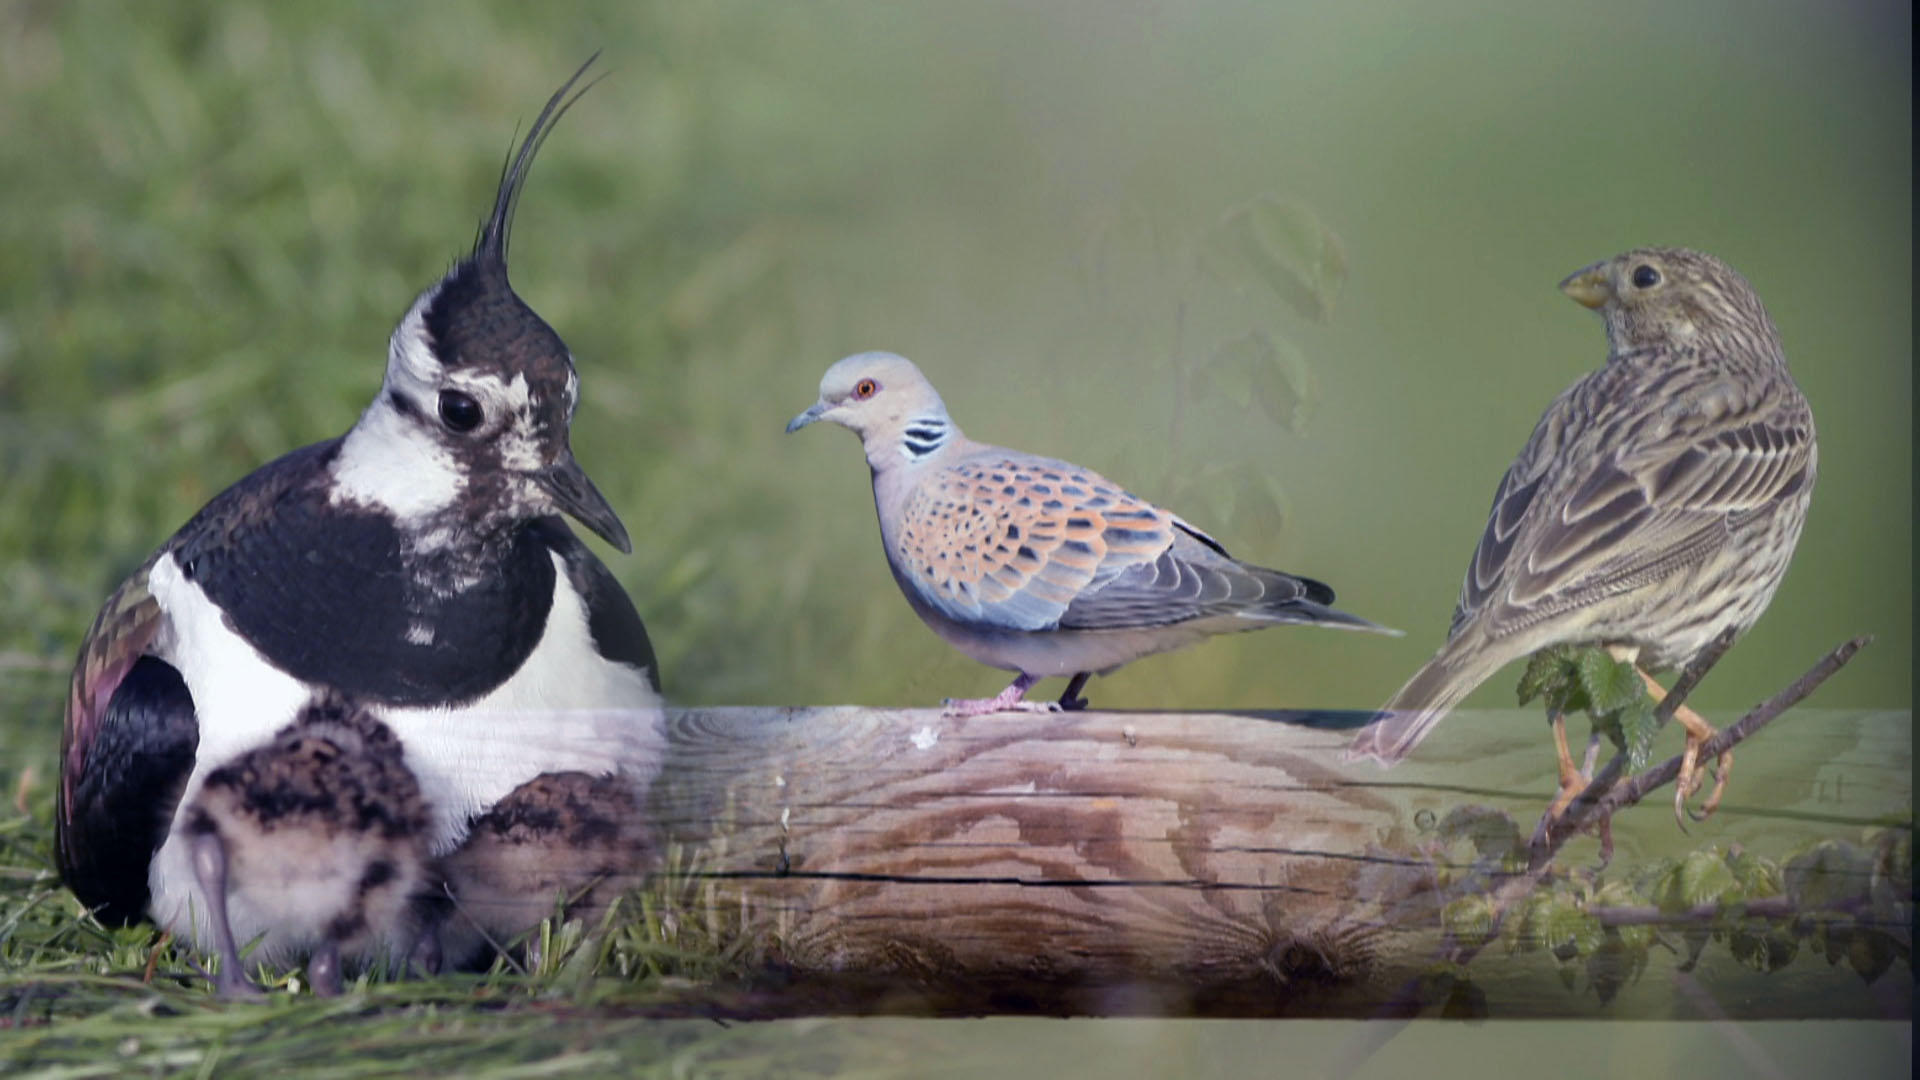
[1457,365,1815,639]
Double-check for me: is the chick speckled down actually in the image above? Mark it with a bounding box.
[185,693,444,995]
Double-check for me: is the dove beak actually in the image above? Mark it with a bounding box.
[1559,264,1612,310]
[534,454,632,554]
[785,402,827,433]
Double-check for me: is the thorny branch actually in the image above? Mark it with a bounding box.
[1364,632,1873,1022]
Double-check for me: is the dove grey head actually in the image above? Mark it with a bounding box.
[1559,246,1783,369]
[332,55,630,553]
[786,351,960,470]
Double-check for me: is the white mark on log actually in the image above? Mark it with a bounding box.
[1123,726,1138,747]
[911,725,940,750]
[780,806,790,833]
[775,774,786,788]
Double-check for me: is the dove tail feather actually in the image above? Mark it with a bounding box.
[1345,639,1509,766]
[1282,599,1403,636]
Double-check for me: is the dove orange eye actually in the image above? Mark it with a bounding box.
[853,378,878,400]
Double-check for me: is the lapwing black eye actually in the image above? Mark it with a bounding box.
[853,378,878,400]
[1631,264,1661,289]
[437,390,484,433]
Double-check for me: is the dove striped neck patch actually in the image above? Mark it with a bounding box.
[900,416,951,460]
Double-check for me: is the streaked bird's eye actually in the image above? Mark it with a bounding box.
[1631,265,1661,289]
[438,390,484,433]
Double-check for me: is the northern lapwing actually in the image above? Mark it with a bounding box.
[184,693,444,996]
[57,57,665,962]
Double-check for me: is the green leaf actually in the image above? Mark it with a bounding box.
[1443,895,1498,948]
[1575,647,1646,714]
[1723,847,1783,898]
[1197,329,1316,433]
[1616,698,1660,773]
[1509,890,1557,955]
[1785,841,1874,911]
[1185,460,1290,539]
[1540,897,1602,959]
[1847,929,1895,984]
[1585,936,1645,1005]
[1657,849,1738,912]
[1196,194,1348,322]
[1516,648,1572,707]
[1728,927,1799,973]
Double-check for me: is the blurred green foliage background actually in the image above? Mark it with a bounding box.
[0,0,1908,724]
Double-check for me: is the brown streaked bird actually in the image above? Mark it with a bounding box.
[437,770,654,969]
[1348,247,1816,825]
[787,351,1398,715]
[184,693,445,996]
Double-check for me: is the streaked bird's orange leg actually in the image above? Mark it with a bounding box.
[1633,666,1731,825]
[1546,712,1588,818]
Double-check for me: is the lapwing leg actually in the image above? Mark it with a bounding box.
[1546,712,1588,819]
[1633,665,1730,826]
[1057,673,1091,712]
[308,940,344,997]
[188,829,262,998]
[943,673,1058,717]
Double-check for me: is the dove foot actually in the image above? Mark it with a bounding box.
[1056,673,1091,712]
[942,673,1056,717]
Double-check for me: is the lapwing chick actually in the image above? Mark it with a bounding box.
[57,56,666,964]
[184,694,442,996]
[786,351,1397,714]
[438,770,654,969]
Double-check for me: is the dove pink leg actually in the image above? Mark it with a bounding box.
[943,673,1062,717]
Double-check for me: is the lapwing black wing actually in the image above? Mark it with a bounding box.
[56,56,665,961]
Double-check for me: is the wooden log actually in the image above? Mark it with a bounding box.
[645,705,1912,1019]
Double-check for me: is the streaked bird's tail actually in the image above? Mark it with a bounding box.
[1345,637,1507,765]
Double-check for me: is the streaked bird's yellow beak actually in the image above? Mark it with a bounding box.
[1559,264,1611,310]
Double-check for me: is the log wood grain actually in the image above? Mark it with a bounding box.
[640,706,1911,1019]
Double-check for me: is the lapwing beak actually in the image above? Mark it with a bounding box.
[785,402,827,434]
[535,455,631,553]
[1559,263,1612,310]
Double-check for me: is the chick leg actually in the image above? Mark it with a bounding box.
[188,829,263,998]
[308,940,344,997]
